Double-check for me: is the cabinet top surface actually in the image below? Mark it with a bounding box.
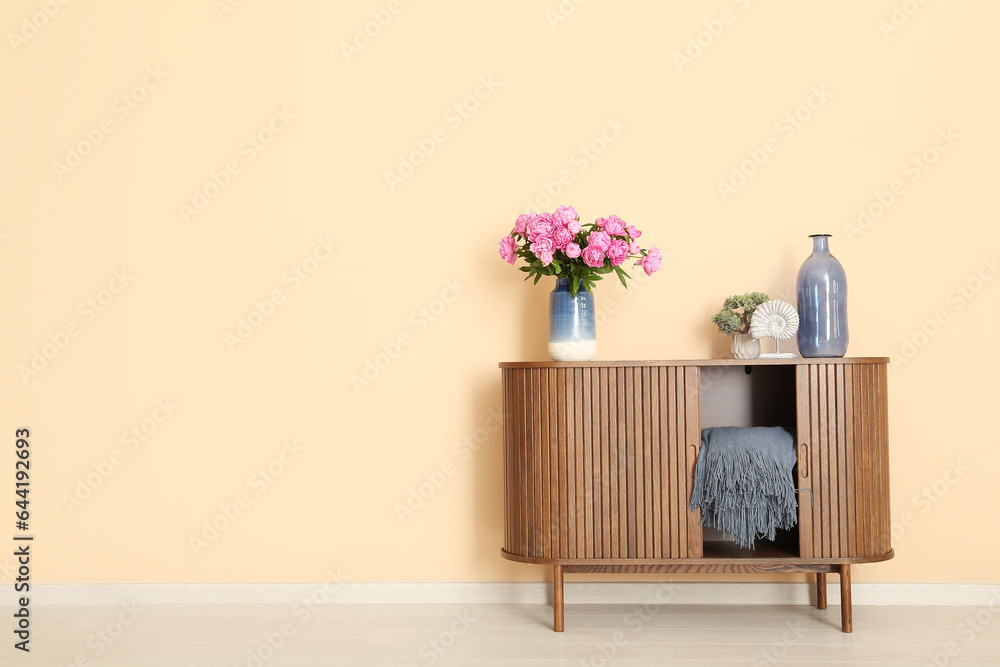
[499,357,889,368]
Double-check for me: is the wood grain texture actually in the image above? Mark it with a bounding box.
[500,359,892,597]
[795,362,892,560]
[499,358,890,368]
[840,564,853,633]
[502,363,700,560]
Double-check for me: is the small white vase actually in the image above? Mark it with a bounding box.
[731,333,761,360]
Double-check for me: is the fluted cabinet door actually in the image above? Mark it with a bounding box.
[502,365,701,561]
[796,363,891,559]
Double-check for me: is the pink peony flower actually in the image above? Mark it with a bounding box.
[582,245,606,268]
[530,237,556,266]
[607,239,630,266]
[629,240,640,254]
[525,213,554,242]
[594,217,607,229]
[603,215,626,237]
[513,214,531,235]
[498,235,518,265]
[567,219,581,234]
[626,224,641,240]
[564,242,581,258]
[636,247,663,276]
[585,230,612,252]
[552,225,574,250]
[553,205,579,225]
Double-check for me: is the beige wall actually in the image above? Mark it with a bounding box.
[2,1,997,585]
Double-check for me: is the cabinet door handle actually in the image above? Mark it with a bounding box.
[800,443,809,478]
[689,444,697,479]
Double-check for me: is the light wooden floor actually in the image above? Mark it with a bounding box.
[8,603,1000,666]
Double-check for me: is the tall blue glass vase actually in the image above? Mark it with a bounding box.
[796,234,849,358]
[549,277,596,361]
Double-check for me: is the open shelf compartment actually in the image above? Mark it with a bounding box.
[697,364,801,557]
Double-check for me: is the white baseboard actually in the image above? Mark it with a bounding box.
[31,582,1000,607]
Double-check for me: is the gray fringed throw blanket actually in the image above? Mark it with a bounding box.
[688,426,798,549]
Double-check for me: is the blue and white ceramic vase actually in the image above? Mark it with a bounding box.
[549,277,596,361]
[796,234,849,358]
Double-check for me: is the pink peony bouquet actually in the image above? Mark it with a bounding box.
[498,205,662,296]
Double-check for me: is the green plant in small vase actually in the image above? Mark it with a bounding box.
[711,292,769,359]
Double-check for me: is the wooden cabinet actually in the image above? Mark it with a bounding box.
[499,359,892,632]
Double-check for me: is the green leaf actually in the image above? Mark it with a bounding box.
[533,273,541,285]
[615,266,628,289]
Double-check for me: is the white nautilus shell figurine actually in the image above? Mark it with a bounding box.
[750,299,799,358]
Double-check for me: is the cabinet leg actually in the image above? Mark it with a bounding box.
[816,573,827,610]
[553,564,564,632]
[839,564,852,633]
